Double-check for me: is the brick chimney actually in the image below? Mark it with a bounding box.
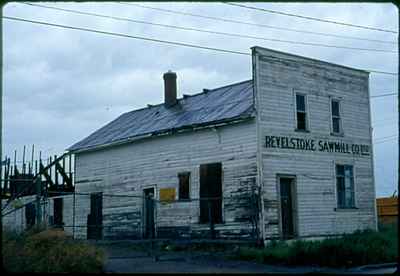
[163,71,177,107]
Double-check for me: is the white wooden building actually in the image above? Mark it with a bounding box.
[6,46,376,242]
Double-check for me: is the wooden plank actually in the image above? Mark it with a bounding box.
[159,188,176,202]
[40,163,55,187]
[55,161,72,187]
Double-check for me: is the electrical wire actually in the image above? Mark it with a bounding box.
[20,2,397,54]
[374,137,397,145]
[3,15,249,55]
[374,134,398,143]
[224,2,397,34]
[3,15,397,76]
[370,92,397,98]
[117,2,396,45]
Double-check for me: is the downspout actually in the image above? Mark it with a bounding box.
[252,47,266,245]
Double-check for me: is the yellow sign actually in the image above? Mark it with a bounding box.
[159,188,176,202]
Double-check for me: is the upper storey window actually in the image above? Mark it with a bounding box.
[331,99,342,134]
[296,93,308,131]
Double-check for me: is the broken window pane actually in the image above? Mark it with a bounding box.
[297,112,307,130]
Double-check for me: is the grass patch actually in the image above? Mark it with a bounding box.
[235,224,398,268]
[2,227,105,273]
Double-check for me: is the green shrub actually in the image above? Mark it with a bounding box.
[236,226,398,267]
[2,229,105,273]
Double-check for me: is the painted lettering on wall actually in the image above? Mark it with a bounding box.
[265,136,370,156]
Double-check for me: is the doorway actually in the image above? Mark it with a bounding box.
[199,163,222,224]
[87,192,103,240]
[143,187,155,239]
[25,202,36,229]
[53,198,63,228]
[279,176,297,239]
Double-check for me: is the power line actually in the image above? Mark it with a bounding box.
[374,134,398,142]
[3,15,249,55]
[117,2,396,45]
[370,92,398,98]
[3,15,397,76]
[224,2,397,34]
[372,120,396,127]
[21,2,397,54]
[374,137,397,145]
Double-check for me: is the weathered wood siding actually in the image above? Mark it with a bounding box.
[252,47,377,239]
[2,195,37,233]
[73,120,257,239]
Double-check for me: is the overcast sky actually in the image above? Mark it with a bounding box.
[3,2,398,197]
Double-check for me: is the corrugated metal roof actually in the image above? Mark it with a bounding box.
[68,79,254,152]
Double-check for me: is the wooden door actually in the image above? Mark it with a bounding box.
[87,193,103,240]
[279,177,296,239]
[143,188,155,239]
[53,198,63,228]
[25,202,36,229]
[199,163,222,224]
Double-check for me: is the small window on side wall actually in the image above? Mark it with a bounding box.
[178,172,190,200]
[331,99,342,134]
[296,93,308,131]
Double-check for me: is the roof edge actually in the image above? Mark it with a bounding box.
[251,46,369,74]
[68,113,255,154]
[118,79,253,116]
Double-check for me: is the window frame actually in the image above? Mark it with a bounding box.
[330,98,343,135]
[334,164,356,209]
[178,172,191,201]
[294,92,309,132]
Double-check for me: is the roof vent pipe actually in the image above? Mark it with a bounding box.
[163,70,177,107]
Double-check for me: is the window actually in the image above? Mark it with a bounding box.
[178,172,190,200]
[336,165,355,208]
[331,99,342,134]
[296,93,308,131]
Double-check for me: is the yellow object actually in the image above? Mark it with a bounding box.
[159,188,176,202]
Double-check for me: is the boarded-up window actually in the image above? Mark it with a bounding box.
[296,93,307,131]
[178,172,190,200]
[336,165,355,208]
[199,163,222,223]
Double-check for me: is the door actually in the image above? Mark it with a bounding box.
[53,198,63,228]
[279,177,296,239]
[25,202,36,229]
[87,193,103,240]
[143,188,155,239]
[199,163,222,224]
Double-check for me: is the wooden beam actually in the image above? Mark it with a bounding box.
[55,161,72,187]
[39,162,54,187]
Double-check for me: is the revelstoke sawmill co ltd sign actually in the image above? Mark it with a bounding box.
[265,135,370,156]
